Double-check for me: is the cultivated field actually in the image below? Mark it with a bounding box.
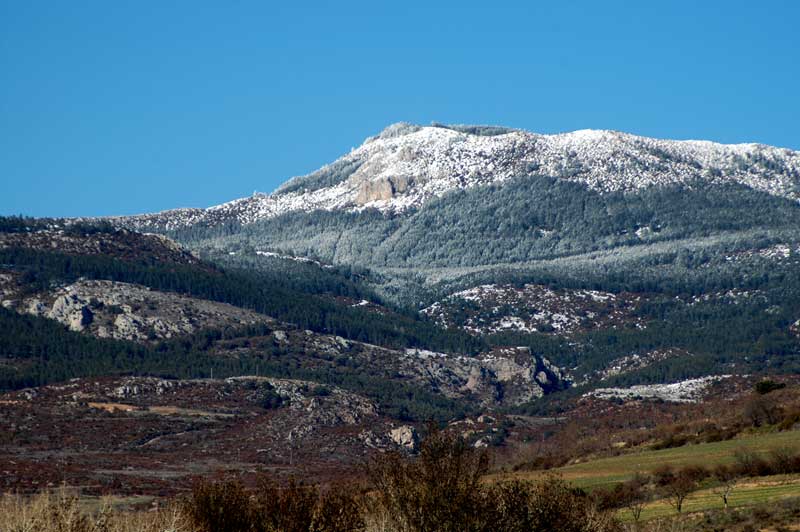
[513,430,800,489]
[630,475,800,520]
[495,429,800,524]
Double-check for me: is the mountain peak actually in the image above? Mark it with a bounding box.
[114,123,800,231]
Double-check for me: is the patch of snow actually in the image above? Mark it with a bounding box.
[254,250,333,269]
[112,124,800,230]
[586,376,730,403]
[404,348,448,359]
[421,283,641,336]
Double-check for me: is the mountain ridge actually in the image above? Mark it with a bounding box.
[111,122,800,231]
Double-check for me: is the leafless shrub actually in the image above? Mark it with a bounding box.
[183,479,255,532]
[368,426,621,532]
[743,395,783,427]
[368,427,489,532]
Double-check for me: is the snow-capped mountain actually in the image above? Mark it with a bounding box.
[116,122,800,231]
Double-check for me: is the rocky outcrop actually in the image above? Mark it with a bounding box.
[355,175,412,204]
[422,284,644,337]
[212,327,570,410]
[398,347,569,407]
[389,425,418,450]
[586,376,731,403]
[17,279,274,342]
[48,294,94,332]
[0,272,19,304]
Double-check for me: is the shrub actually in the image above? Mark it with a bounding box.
[311,386,331,397]
[368,426,489,532]
[652,433,690,450]
[767,447,800,475]
[310,484,365,532]
[743,395,783,427]
[184,479,255,532]
[777,409,800,431]
[755,379,786,395]
[0,490,188,532]
[369,426,620,532]
[525,475,621,532]
[596,474,651,521]
[255,476,317,532]
[733,448,773,477]
[259,382,285,410]
[184,476,364,532]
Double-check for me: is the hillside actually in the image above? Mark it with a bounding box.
[3,124,800,508]
[115,123,800,230]
[99,123,800,391]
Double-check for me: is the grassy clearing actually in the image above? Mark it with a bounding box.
[87,401,234,418]
[502,429,800,489]
[625,475,800,521]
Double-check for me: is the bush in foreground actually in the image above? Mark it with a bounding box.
[366,427,620,532]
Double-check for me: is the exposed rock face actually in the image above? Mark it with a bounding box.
[112,314,143,340]
[355,175,412,204]
[398,347,568,407]
[25,298,48,316]
[389,425,418,450]
[49,294,94,332]
[0,272,18,303]
[17,279,275,342]
[211,328,570,410]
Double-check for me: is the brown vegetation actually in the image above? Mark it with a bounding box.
[0,489,188,532]
[1,429,623,532]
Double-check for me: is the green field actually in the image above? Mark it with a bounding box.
[626,476,800,521]
[507,430,800,490]
[495,429,800,522]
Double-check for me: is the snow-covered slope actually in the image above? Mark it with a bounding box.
[116,123,800,230]
[586,376,730,403]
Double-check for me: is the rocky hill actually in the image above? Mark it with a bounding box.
[422,284,645,336]
[0,222,568,412]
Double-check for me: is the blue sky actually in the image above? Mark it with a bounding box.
[1,1,798,217]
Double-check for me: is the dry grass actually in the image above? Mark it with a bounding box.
[86,402,233,418]
[86,402,139,413]
[0,489,189,532]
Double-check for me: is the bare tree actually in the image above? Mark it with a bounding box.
[616,473,650,522]
[743,395,782,427]
[711,465,737,510]
[655,467,699,514]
